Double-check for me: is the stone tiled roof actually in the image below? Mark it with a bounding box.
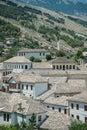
[35,77,67,101]
[55,79,86,94]
[68,91,87,104]
[52,57,75,64]
[18,48,48,53]
[0,92,46,115]
[40,110,70,130]
[4,56,31,63]
[44,96,70,107]
[4,71,48,83]
[33,62,52,69]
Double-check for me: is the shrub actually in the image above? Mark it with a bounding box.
[29,56,35,62]
[55,50,66,57]
[46,54,51,61]
[34,58,41,62]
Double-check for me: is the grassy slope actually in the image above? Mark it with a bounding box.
[0,0,87,50]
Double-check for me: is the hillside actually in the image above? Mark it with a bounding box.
[0,0,87,61]
[17,0,87,16]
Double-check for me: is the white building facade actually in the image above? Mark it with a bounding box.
[3,72,48,98]
[43,96,69,115]
[16,48,50,60]
[52,57,77,70]
[68,92,87,123]
[0,92,47,126]
[2,56,32,76]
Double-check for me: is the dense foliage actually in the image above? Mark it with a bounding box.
[29,56,41,62]
[38,25,59,41]
[60,35,84,48]
[55,50,66,57]
[44,13,65,24]
[0,3,37,31]
[46,54,52,60]
[0,19,21,41]
[74,50,84,61]
[68,121,87,130]
[67,16,87,27]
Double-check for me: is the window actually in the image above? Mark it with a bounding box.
[53,65,55,69]
[71,114,74,117]
[31,85,33,90]
[73,65,75,69]
[59,108,61,112]
[18,84,20,89]
[66,65,68,69]
[47,106,49,108]
[3,72,5,76]
[64,109,67,114]
[43,53,45,56]
[3,113,6,121]
[76,104,79,110]
[63,65,65,70]
[85,117,87,123]
[26,85,28,90]
[38,115,41,122]
[84,105,87,111]
[6,72,7,75]
[76,115,79,120]
[7,114,9,122]
[52,107,54,110]
[25,65,28,69]
[70,65,72,69]
[40,53,41,56]
[57,65,58,69]
[22,65,23,69]
[71,103,74,109]
[3,113,9,122]
[22,85,24,90]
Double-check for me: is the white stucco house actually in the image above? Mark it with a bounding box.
[68,92,87,123]
[0,92,47,126]
[51,57,77,70]
[3,71,49,98]
[2,56,32,76]
[43,96,69,115]
[16,48,50,60]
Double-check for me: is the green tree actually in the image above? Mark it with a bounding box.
[27,113,36,130]
[29,56,35,62]
[68,121,87,130]
[74,50,84,61]
[55,50,66,57]
[34,58,41,62]
[46,54,51,61]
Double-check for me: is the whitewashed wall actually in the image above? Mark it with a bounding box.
[44,103,68,114]
[68,101,87,122]
[34,82,48,98]
[0,112,46,126]
[7,78,48,98]
[3,62,32,70]
[17,52,49,59]
[21,83,34,97]
[0,112,11,125]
